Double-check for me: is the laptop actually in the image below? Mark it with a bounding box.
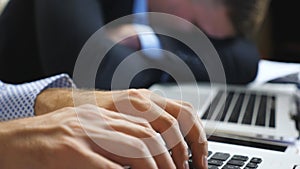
[124,138,300,169]
[150,83,299,144]
[150,83,300,168]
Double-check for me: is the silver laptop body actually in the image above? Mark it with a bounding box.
[150,83,299,143]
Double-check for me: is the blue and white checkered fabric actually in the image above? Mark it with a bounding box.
[0,74,75,121]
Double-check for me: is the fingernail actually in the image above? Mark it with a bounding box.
[184,160,190,169]
[202,156,208,169]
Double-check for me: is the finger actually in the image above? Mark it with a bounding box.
[146,93,208,169]
[105,90,189,169]
[73,105,159,168]
[105,119,176,169]
[88,130,159,169]
[190,140,208,169]
[166,100,208,169]
[149,104,189,169]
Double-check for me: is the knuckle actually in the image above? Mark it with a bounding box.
[182,101,194,110]
[139,88,151,93]
[177,143,189,157]
[128,89,144,98]
[178,102,194,113]
[202,140,208,146]
[127,90,152,112]
[143,127,158,137]
[159,114,181,133]
[180,103,197,118]
[162,114,177,127]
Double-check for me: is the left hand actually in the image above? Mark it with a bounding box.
[36,88,208,169]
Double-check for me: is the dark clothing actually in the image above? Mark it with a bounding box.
[0,0,260,89]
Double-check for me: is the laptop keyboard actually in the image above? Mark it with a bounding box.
[201,90,276,128]
[189,150,263,169]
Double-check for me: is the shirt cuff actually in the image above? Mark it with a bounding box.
[0,74,75,121]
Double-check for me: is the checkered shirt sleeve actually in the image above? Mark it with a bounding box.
[0,74,75,121]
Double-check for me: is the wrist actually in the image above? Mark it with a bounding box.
[34,88,74,115]
[34,88,119,115]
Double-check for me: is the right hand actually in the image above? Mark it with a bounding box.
[0,104,175,169]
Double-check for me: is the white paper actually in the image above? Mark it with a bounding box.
[250,60,300,86]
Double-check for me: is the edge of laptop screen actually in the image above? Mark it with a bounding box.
[208,135,288,152]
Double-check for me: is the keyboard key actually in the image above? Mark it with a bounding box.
[216,91,234,122]
[189,150,262,169]
[208,165,220,169]
[227,160,245,166]
[231,155,249,161]
[211,152,230,161]
[269,96,276,128]
[208,159,224,166]
[202,91,224,120]
[222,165,241,169]
[255,95,267,126]
[242,95,255,124]
[246,162,258,168]
[250,157,262,164]
[229,93,245,123]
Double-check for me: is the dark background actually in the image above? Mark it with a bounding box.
[257,0,300,63]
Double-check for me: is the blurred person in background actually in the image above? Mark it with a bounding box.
[0,0,269,89]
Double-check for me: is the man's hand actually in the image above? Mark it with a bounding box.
[96,89,208,169]
[35,88,208,169]
[0,104,175,169]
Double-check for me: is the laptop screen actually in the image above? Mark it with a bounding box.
[208,135,288,152]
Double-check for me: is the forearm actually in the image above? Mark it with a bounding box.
[34,88,115,115]
[0,122,12,168]
[0,121,10,156]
